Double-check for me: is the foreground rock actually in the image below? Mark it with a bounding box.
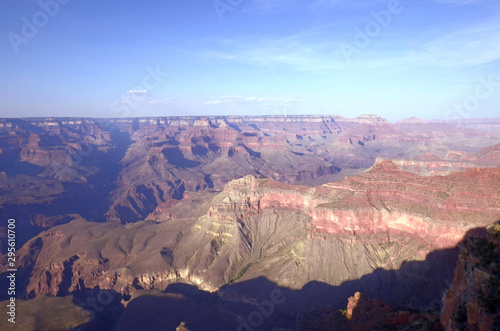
[440,223,500,330]
[297,291,441,330]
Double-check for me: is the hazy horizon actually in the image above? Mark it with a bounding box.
[1,114,500,124]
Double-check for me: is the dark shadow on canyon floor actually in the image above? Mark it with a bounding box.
[1,226,492,331]
[0,126,132,251]
[111,245,461,331]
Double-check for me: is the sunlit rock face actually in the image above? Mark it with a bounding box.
[380,143,500,176]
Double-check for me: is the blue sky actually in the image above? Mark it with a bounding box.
[0,0,499,121]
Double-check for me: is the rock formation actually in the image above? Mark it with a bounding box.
[440,223,500,330]
[296,291,440,330]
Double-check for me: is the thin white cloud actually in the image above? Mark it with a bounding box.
[198,15,500,73]
[417,22,500,67]
[205,95,310,105]
[126,89,149,95]
[200,38,341,73]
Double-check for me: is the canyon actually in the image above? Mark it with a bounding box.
[1,115,499,245]
[0,115,499,330]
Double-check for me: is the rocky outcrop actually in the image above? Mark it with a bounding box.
[296,291,440,330]
[314,162,500,246]
[385,158,479,176]
[380,143,500,176]
[440,223,500,330]
[176,322,190,331]
[475,143,500,166]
